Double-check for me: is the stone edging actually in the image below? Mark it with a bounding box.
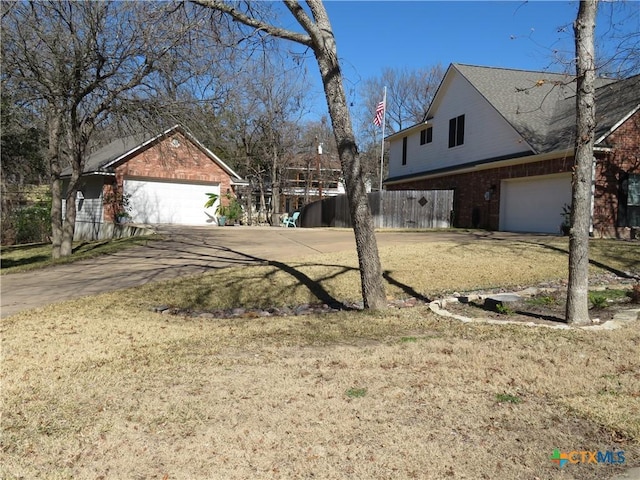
[428,286,640,331]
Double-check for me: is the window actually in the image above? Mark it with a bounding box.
[448,114,465,148]
[402,137,407,165]
[420,127,433,145]
[619,173,640,227]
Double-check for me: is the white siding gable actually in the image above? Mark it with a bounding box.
[388,69,530,179]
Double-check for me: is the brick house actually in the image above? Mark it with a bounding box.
[63,125,246,240]
[384,64,639,237]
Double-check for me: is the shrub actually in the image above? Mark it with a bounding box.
[588,292,608,310]
[12,201,51,244]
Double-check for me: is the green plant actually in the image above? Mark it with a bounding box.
[216,193,243,222]
[525,295,557,307]
[588,292,608,310]
[345,387,367,398]
[203,192,219,209]
[495,303,514,315]
[495,393,521,404]
[115,210,131,223]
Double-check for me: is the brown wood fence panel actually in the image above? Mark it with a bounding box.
[300,190,454,228]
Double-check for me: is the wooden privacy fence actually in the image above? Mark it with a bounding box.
[300,190,454,228]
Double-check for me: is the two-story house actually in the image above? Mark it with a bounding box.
[385,63,639,237]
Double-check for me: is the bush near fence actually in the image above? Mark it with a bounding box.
[1,185,52,246]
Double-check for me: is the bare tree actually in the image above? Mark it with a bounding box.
[192,0,386,309]
[566,0,598,325]
[596,1,640,77]
[360,65,445,135]
[249,56,309,223]
[198,52,310,224]
[1,1,221,258]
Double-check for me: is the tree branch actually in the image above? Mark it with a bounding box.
[191,0,312,46]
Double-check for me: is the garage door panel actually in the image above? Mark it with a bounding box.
[500,174,572,234]
[124,179,219,225]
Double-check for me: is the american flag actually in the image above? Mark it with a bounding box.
[373,100,385,127]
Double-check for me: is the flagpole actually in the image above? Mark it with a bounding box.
[378,86,387,192]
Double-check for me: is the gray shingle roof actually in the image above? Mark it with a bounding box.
[453,64,638,154]
[62,125,246,183]
[79,134,150,174]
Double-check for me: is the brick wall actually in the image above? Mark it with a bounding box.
[387,156,574,230]
[103,132,235,221]
[593,111,640,238]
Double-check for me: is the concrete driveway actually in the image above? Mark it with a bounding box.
[1,226,556,318]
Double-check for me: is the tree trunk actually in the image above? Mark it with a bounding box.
[307,2,386,309]
[48,113,64,259]
[59,127,85,256]
[566,0,597,325]
[61,178,79,257]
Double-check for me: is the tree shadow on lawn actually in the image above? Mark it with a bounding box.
[72,240,110,254]
[147,238,355,310]
[523,240,639,280]
[207,246,434,310]
[383,270,431,303]
[456,299,566,324]
[143,237,433,311]
[0,254,50,270]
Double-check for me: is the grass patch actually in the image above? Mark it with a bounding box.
[525,295,558,307]
[0,234,159,274]
[399,336,418,343]
[345,387,367,398]
[495,392,522,404]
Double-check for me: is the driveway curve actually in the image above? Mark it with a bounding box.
[1,226,555,318]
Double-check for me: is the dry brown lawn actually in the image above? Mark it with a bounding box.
[2,237,639,479]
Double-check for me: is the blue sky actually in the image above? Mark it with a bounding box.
[291,1,639,119]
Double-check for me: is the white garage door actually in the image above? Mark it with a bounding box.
[500,173,572,234]
[123,178,220,225]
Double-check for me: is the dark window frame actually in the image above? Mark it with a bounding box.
[402,136,407,165]
[448,114,465,148]
[420,127,433,145]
